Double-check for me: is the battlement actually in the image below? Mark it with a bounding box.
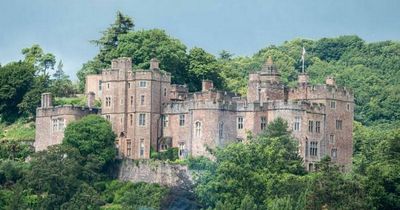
[188,89,238,102]
[289,84,354,102]
[36,105,100,118]
[170,84,188,101]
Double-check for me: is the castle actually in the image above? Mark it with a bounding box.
[35,57,354,171]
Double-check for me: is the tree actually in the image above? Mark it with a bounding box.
[0,61,35,122]
[63,115,116,170]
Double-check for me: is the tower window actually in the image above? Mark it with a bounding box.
[195,121,202,137]
[130,96,134,106]
[139,139,145,157]
[294,116,301,131]
[336,120,342,130]
[331,148,337,159]
[261,117,267,130]
[315,121,321,133]
[140,95,145,105]
[130,114,133,126]
[237,117,244,130]
[178,142,185,157]
[105,97,112,107]
[330,101,336,109]
[219,122,224,140]
[308,121,314,133]
[329,134,335,144]
[128,82,131,89]
[347,103,350,111]
[127,139,132,157]
[107,83,110,89]
[162,115,169,127]
[164,88,167,97]
[310,141,318,156]
[98,80,102,91]
[139,81,147,88]
[179,114,185,126]
[139,113,146,126]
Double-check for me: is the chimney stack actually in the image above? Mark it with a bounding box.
[41,93,52,108]
[202,80,214,92]
[87,92,95,108]
[150,58,160,70]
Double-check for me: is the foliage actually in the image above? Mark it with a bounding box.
[151,147,179,161]
[63,115,117,171]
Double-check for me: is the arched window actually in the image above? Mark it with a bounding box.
[195,121,202,137]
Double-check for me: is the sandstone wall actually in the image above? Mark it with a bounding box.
[118,160,192,187]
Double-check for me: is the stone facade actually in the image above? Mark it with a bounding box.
[36,57,354,170]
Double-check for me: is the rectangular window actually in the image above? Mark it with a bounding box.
[329,134,335,144]
[336,120,342,130]
[58,118,65,131]
[164,88,167,97]
[140,95,145,105]
[261,117,267,130]
[52,119,58,132]
[139,81,147,88]
[330,101,336,109]
[106,115,111,121]
[105,97,112,107]
[347,103,350,111]
[163,115,169,127]
[140,139,145,157]
[107,83,110,89]
[98,80,102,91]
[127,139,132,157]
[219,122,224,140]
[179,114,185,126]
[237,117,244,130]
[294,116,301,131]
[120,98,124,105]
[139,113,146,126]
[130,114,133,126]
[128,82,131,89]
[331,148,337,159]
[130,96,134,106]
[178,142,185,157]
[308,121,314,133]
[315,121,321,133]
[310,141,318,156]
[305,141,309,157]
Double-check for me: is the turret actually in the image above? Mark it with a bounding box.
[150,58,160,70]
[259,57,281,83]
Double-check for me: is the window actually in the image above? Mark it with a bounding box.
[331,148,337,159]
[330,101,336,109]
[294,116,301,131]
[130,96,134,106]
[310,141,318,156]
[98,80,102,91]
[308,121,314,132]
[237,117,244,130]
[179,114,185,126]
[120,98,124,105]
[52,119,58,132]
[178,142,185,157]
[139,139,145,157]
[105,97,111,107]
[130,114,133,126]
[305,141,309,157]
[160,143,168,151]
[139,81,147,88]
[126,139,132,157]
[347,103,350,111]
[329,134,335,144]
[315,121,321,133]
[162,115,169,127]
[106,115,111,121]
[140,95,145,105]
[58,118,65,131]
[107,83,110,89]
[261,117,267,130]
[195,121,202,137]
[164,88,167,97]
[219,122,224,140]
[128,82,131,89]
[336,120,342,130]
[139,114,146,126]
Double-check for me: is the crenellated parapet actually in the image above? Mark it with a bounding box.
[36,105,100,118]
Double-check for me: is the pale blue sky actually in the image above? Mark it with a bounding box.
[0,0,399,80]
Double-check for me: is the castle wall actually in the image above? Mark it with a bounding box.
[85,74,102,100]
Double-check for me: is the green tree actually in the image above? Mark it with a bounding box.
[63,115,116,170]
[0,61,35,122]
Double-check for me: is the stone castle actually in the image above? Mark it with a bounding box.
[35,57,354,170]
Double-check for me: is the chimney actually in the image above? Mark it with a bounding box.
[150,58,160,70]
[298,73,309,85]
[202,80,214,92]
[325,76,336,86]
[41,93,52,108]
[87,92,95,108]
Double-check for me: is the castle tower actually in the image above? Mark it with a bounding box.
[247,57,285,102]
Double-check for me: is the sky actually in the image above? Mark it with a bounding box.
[0,0,399,80]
